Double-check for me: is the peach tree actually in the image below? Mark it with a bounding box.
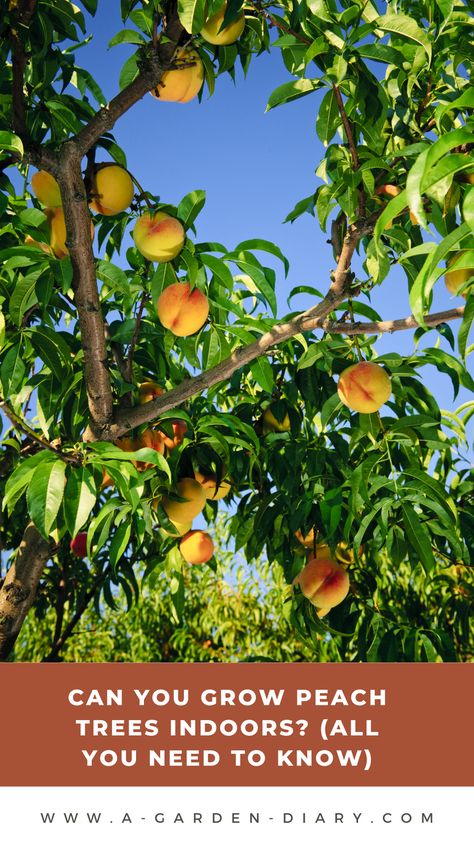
[0,0,473,662]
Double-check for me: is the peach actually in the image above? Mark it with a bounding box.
[156,281,209,336]
[24,234,53,256]
[161,519,193,537]
[89,164,134,216]
[159,419,188,450]
[262,407,290,433]
[294,551,350,611]
[151,47,204,103]
[337,361,391,414]
[133,211,185,262]
[201,2,245,46]
[162,477,207,522]
[374,184,401,199]
[138,381,165,404]
[31,170,62,207]
[180,530,214,564]
[70,532,88,558]
[445,251,474,297]
[137,428,166,468]
[47,207,94,259]
[195,471,231,500]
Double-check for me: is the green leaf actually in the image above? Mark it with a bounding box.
[0,131,24,158]
[316,88,340,146]
[409,222,471,325]
[401,503,435,572]
[458,295,474,361]
[266,79,323,112]
[63,467,97,537]
[109,520,132,571]
[178,190,206,229]
[119,51,139,90]
[463,186,474,231]
[27,459,67,537]
[178,0,207,34]
[234,238,289,277]
[9,275,39,327]
[3,452,55,514]
[96,260,129,293]
[28,326,72,378]
[249,357,274,393]
[201,254,234,291]
[0,343,26,396]
[375,13,432,62]
[108,28,147,47]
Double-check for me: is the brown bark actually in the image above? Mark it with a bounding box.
[0,523,51,660]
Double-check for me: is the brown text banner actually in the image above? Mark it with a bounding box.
[0,663,472,786]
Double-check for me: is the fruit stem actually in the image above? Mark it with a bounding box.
[130,173,154,209]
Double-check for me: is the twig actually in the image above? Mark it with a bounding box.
[43,566,111,661]
[0,398,80,463]
[319,306,465,335]
[125,292,148,383]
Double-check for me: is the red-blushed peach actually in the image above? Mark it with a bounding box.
[70,532,88,558]
[89,164,134,216]
[445,251,474,297]
[31,170,62,207]
[162,477,207,522]
[180,530,214,564]
[137,428,166,468]
[194,471,231,500]
[156,281,209,336]
[138,381,165,404]
[262,407,290,434]
[201,2,245,45]
[151,47,204,103]
[133,211,185,262]
[337,361,391,414]
[47,207,94,259]
[294,551,350,611]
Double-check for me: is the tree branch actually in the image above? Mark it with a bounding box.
[0,523,52,661]
[0,398,79,463]
[320,306,465,336]
[333,84,360,171]
[57,144,114,436]
[73,5,185,156]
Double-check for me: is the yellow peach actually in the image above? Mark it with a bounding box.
[156,281,209,336]
[337,361,391,414]
[180,530,214,564]
[162,477,207,522]
[133,211,185,262]
[161,519,193,537]
[31,170,62,207]
[47,207,94,259]
[195,471,231,500]
[151,47,204,104]
[159,419,188,450]
[201,2,245,46]
[262,407,290,433]
[445,251,474,297]
[89,164,134,216]
[138,381,165,404]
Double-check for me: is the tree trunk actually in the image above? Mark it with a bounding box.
[0,523,51,660]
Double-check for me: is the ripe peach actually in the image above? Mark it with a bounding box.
[445,251,474,297]
[180,530,214,564]
[294,550,350,611]
[137,428,166,468]
[138,381,165,404]
[162,477,207,522]
[162,519,193,537]
[262,407,290,434]
[159,420,188,450]
[374,184,401,199]
[195,471,231,500]
[156,281,209,336]
[337,361,391,414]
[31,170,62,207]
[70,532,88,558]
[89,164,134,216]
[151,47,204,103]
[133,211,185,262]
[47,207,94,259]
[201,2,245,46]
